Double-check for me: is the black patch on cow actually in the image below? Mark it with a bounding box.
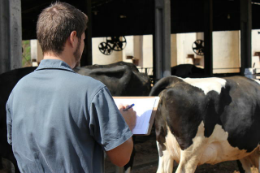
[154,102,167,156]
[160,82,205,150]
[221,76,260,152]
[203,86,232,137]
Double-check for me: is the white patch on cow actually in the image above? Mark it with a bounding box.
[159,122,258,173]
[183,77,226,95]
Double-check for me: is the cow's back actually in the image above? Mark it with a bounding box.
[75,61,151,96]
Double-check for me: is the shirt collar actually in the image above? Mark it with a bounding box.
[36,59,75,73]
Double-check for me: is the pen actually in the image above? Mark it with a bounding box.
[123,104,135,111]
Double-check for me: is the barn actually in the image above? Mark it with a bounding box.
[1,0,260,173]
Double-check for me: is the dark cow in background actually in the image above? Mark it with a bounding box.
[0,67,36,173]
[0,61,151,173]
[171,64,207,78]
[150,76,260,173]
[75,61,151,96]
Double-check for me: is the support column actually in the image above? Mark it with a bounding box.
[204,0,213,76]
[0,0,22,74]
[81,0,92,66]
[153,0,171,83]
[240,0,252,76]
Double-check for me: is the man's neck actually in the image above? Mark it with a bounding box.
[43,52,75,68]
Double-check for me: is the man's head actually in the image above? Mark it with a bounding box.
[37,2,88,56]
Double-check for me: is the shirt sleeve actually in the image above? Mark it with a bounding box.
[6,93,13,145]
[89,87,133,151]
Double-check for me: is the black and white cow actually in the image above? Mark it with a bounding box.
[0,61,151,173]
[150,76,260,173]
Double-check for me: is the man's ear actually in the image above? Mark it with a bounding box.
[68,31,78,48]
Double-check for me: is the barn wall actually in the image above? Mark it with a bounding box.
[176,33,197,65]
[90,30,259,74]
[133,36,143,67]
[142,35,153,71]
[252,29,260,72]
[213,31,240,73]
[171,34,177,67]
[92,37,123,64]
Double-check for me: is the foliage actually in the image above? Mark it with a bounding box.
[22,40,31,67]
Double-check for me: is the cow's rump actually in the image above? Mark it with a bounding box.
[150,76,260,173]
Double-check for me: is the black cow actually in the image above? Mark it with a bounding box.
[0,67,36,173]
[0,61,151,173]
[171,64,207,78]
[75,61,151,96]
[150,76,260,173]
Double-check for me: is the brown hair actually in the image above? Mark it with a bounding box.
[37,2,88,55]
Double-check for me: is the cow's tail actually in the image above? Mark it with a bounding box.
[149,76,183,96]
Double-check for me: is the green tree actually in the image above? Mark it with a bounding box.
[22,40,31,67]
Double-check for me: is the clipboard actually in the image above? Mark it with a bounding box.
[113,96,160,135]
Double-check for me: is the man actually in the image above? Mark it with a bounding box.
[6,2,136,173]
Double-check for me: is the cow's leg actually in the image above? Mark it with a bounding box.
[237,160,245,173]
[175,150,200,173]
[124,145,135,173]
[156,142,174,173]
[239,147,260,173]
[175,122,207,173]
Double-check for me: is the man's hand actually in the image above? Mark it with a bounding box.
[106,104,136,167]
[118,104,137,131]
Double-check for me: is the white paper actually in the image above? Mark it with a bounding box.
[114,97,159,134]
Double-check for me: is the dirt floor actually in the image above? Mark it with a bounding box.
[105,132,259,173]
[1,133,258,173]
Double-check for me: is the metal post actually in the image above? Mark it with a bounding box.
[0,0,22,74]
[240,0,252,76]
[10,0,22,70]
[81,0,92,66]
[153,0,171,83]
[204,0,213,76]
[0,0,10,73]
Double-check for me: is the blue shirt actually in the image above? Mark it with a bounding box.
[6,59,132,173]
